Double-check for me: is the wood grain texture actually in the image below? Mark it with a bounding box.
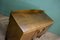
[5,10,53,40]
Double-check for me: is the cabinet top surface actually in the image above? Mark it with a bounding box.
[11,10,53,33]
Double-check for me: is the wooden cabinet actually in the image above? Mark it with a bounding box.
[5,10,53,40]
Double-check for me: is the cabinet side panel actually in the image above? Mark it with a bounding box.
[5,14,23,40]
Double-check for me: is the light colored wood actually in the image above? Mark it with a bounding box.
[5,10,53,40]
